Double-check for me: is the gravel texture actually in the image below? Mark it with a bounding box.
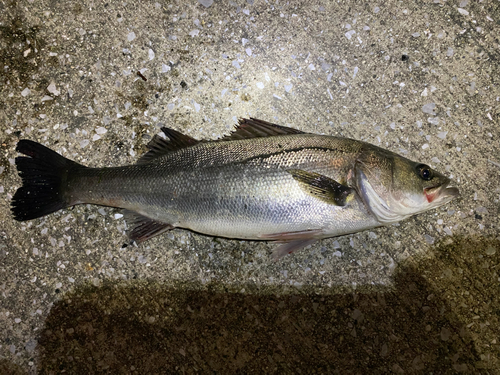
[0,0,499,373]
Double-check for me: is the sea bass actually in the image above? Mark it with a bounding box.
[11,118,459,258]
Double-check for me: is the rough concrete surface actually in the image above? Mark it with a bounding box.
[0,0,499,373]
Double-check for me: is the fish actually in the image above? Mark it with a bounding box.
[11,118,459,259]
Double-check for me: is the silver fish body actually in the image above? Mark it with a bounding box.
[11,118,459,258]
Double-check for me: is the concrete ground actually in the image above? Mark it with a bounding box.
[0,0,499,373]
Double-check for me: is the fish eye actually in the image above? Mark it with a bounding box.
[416,164,433,181]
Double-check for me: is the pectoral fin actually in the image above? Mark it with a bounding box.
[288,169,354,206]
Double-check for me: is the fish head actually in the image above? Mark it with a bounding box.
[355,147,459,224]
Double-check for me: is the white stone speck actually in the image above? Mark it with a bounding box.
[457,8,469,16]
[79,140,89,148]
[256,82,264,89]
[446,47,454,57]
[148,48,155,60]
[373,6,380,13]
[15,318,21,323]
[21,88,31,97]
[412,32,421,38]
[68,277,75,283]
[308,63,315,70]
[424,234,435,244]
[245,48,252,56]
[41,95,53,102]
[345,30,356,40]
[428,117,440,125]
[193,101,201,112]
[485,246,496,255]
[437,131,448,139]
[273,94,282,100]
[189,29,200,37]
[92,134,101,141]
[127,31,136,41]
[327,88,333,100]
[476,206,488,214]
[284,84,293,92]
[47,82,60,96]
[421,88,428,96]
[95,126,107,135]
[161,64,171,73]
[198,0,213,8]
[422,102,436,115]
[422,143,429,149]
[114,213,123,219]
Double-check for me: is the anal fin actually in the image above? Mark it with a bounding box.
[272,239,318,260]
[124,210,173,243]
[259,229,322,260]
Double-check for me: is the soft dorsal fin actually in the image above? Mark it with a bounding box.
[288,169,354,206]
[221,118,307,141]
[137,118,305,163]
[137,127,199,164]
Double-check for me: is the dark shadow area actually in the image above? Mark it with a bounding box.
[0,359,26,375]
[36,236,499,374]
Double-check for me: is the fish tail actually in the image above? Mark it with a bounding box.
[11,140,84,221]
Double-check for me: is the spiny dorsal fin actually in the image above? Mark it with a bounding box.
[288,169,354,206]
[221,118,307,141]
[124,209,173,242]
[137,127,199,164]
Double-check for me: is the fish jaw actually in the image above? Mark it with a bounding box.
[424,182,460,205]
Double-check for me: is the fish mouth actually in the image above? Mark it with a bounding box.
[424,181,460,204]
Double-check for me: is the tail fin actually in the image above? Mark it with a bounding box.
[11,140,84,221]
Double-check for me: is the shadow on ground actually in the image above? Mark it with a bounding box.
[35,236,499,374]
